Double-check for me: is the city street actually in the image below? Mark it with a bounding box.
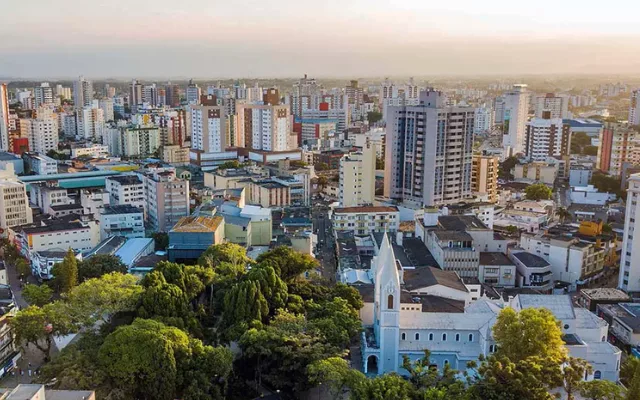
[312,203,337,282]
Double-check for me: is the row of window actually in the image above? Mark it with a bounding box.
[401,332,474,342]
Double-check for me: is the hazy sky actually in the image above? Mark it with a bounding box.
[3,0,640,78]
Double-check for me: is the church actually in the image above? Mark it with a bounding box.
[359,233,621,381]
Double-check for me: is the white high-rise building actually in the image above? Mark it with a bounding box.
[524,118,570,162]
[0,164,33,233]
[534,93,569,120]
[24,108,59,154]
[0,84,8,151]
[502,84,530,156]
[384,90,475,206]
[34,83,54,108]
[339,141,376,207]
[56,84,72,100]
[236,104,292,152]
[76,107,105,140]
[620,174,640,291]
[474,106,494,134]
[142,84,158,106]
[73,76,94,108]
[186,80,201,105]
[99,98,114,122]
[130,79,143,113]
[629,89,640,126]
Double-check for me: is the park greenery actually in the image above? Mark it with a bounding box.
[8,242,636,399]
[525,183,553,200]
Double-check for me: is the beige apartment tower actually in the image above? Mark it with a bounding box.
[339,141,377,207]
[472,155,499,203]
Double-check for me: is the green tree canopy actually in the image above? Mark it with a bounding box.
[525,183,553,201]
[77,254,127,282]
[256,246,318,282]
[198,242,250,275]
[351,373,413,400]
[579,378,624,400]
[152,232,169,251]
[238,311,342,394]
[217,160,242,170]
[499,156,518,180]
[493,307,567,363]
[367,111,383,124]
[591,173,623,198]
[98,318,232,400]
[307,357,366,400]
[51,248,78,294]
[11,302,75,361]
[67,272,143,327]
[22,284,53,307]
[563,357,592,400]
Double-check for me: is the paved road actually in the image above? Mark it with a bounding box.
[312,205,337,282]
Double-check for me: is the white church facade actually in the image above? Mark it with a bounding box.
[360,233,621,382]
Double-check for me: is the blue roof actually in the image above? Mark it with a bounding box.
[115,238,154,267]
[20,170,122,182]
[563,119,603,128]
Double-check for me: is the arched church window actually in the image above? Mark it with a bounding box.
[401,333,406,340]
[387,295,394,310]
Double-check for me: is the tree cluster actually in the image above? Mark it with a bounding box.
[525,183,553,200]
[13,243,363,399]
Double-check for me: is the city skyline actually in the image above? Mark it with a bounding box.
[3,0,640,78]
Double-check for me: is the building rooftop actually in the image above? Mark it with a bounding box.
[102,204,144,215]
[433,230,473,242]
[114,238,154,267]
[512,252,550,269]
[220,214,251,228]
[334,206,398,214]
[171,216,223,233]
[417,295,466,313]
[515,294,575,320]
[479,252,514,266]
[106,175,142,185]
[0,151,21,161]
[403,266,468,293]
[84,236,127,258]
[20,221,87,235]
[395,237,439,268]
[438,215,489,230]
[49,203,83,211]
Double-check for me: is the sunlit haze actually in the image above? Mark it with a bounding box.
[3,0,640,77]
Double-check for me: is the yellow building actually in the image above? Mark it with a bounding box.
[472,155,499,203]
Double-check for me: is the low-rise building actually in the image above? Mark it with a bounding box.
[0,285,20,378]
[100,204,145,240]
[12,217,99,257]
[162,145,190,165]
[569,165,593,187]
[0,165,32,234]
[105,175,146,215]
[494,209,548,234]
[478,252,516,287]
[512,162,557,185]
[30,249,82,280]
[570,185,615,206]
[1,384,95,400]
[597,303,640,353]
[168,216,224,262]
[508,251,553,291]
[579,288,630,312]
[70,143,109,159]
[332,206,399,236]
[520,232,605,290]
[23,153,57,175]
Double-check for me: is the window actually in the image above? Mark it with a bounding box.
[442,333,447,341]
[416,333,420,341]
[468,334,473,342]
[594,371,601,380]
[401,333,406,340]
[387,295,394,310]
[455,334,460,342]
[444,360,449,366]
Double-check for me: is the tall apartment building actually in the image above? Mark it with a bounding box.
[56,84,72,100]
[99,98,114,122]
[105,126,160,157]
[0,84,9,151]
[0,164,32,233]
[186,80,201,105]
[237,104,293,152]
[493,96,506,124]
[524,118,570,162]
[290,74,320,117]
[76,107,105,140]
[619,174,640,292]
[597,122,636,176]
[502,84,530,156]
[105,175,146,215]
[129,79,143,113]
[142,84,158,106]
[384,90,475,206]
[22,108,59,154]
[472,155,499,202]
[263,88,280,106]
[33,83,54,108]
[73,76,93,108]
[165,83,180,108]
[474,106,494,134]
[189,105,231,168]
[630,89,640,126]
[339,142,376,207]
[142,170,189,232]
[534,93,569,119]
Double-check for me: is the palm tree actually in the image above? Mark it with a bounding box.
[555,207,571,224]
